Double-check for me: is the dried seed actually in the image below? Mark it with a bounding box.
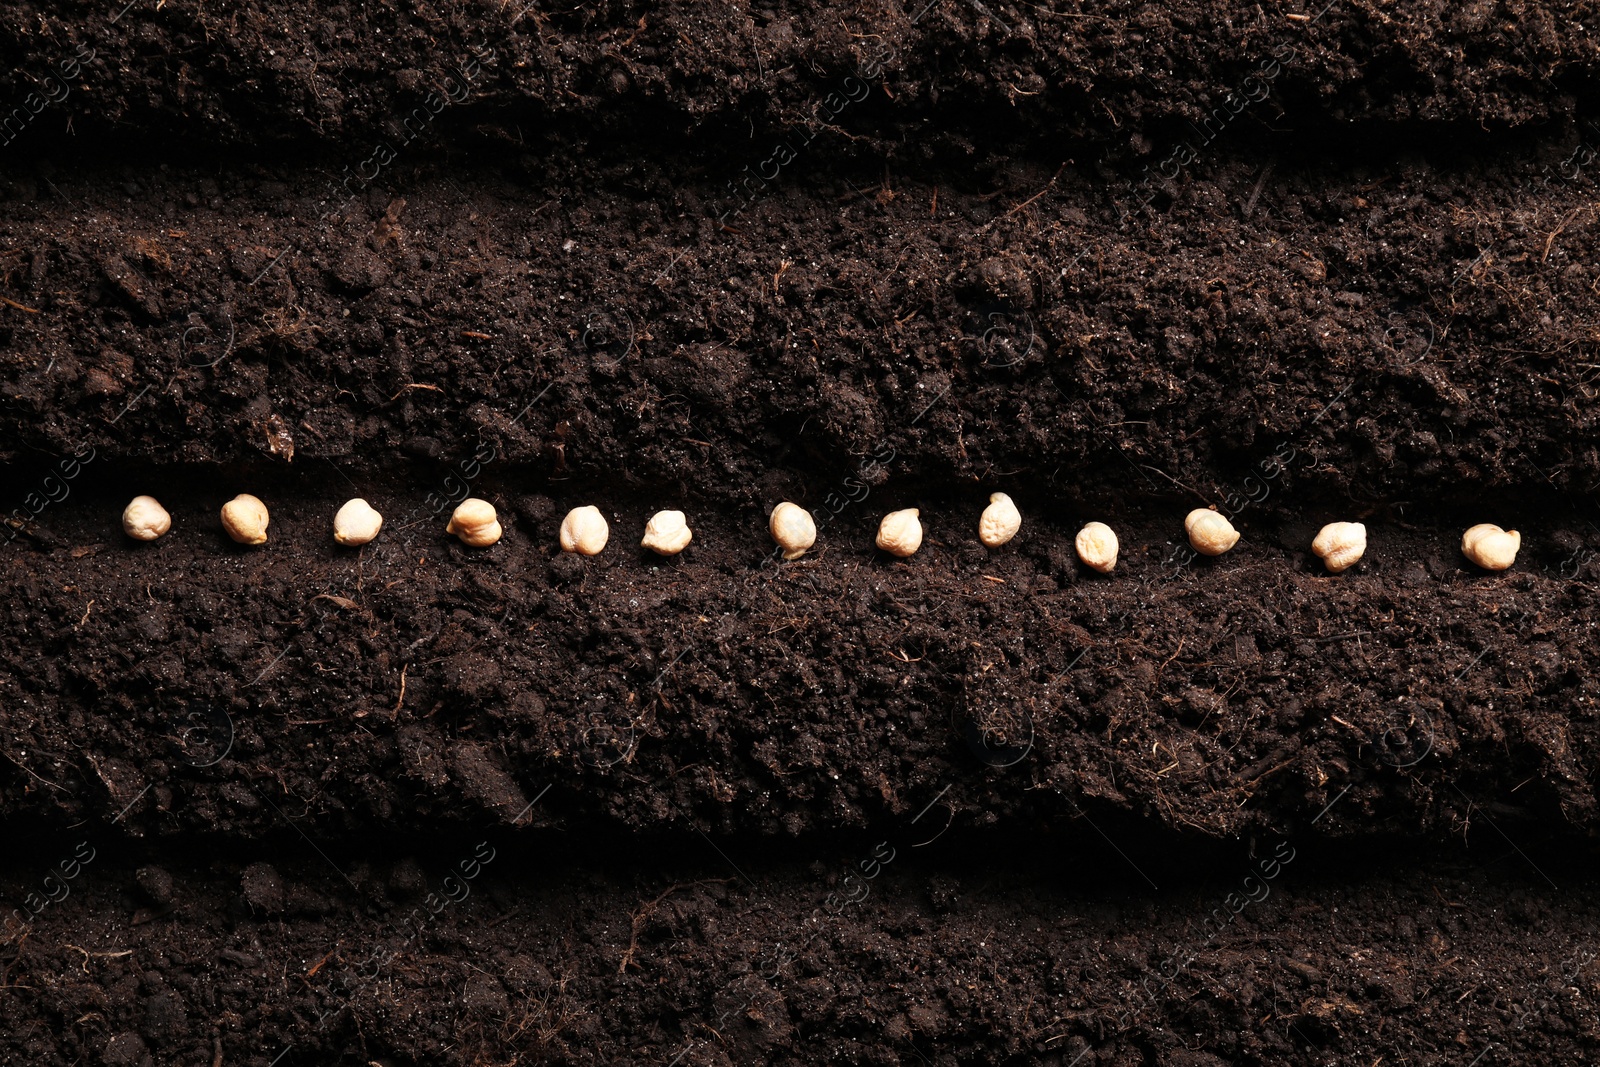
[876,508,923,557]
[1312,521,1366,572]
[978,492,1021,548]
[333,498,383,547]
[1462,523,1520,571]
[122,496,171,541]
[641,510,692,556]
[560,505,610,555]
[1185,507,1239,556]
[1075,521,1119,573]
[446,498,502,547]
[220,494,269,545]
[770,502,816,560]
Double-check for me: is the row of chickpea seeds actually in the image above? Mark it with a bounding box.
[117,492,1524,572]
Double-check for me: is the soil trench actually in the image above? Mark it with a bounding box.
[5,1,1600,1063]
[2,830,1596,1066]
[2,470,1596,844]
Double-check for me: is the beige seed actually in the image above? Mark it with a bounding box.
[1462,523,1520,571]
[769,502,816,560]
[1185,507,1239,556]
[220,494,269,545]
[876,508,923,558]
[560,505,610,555]
[122,495,171,541]
[1312,521,1366,573]
[333,498,384,547]
[641,510,692,556]
[1075,521,1119,573]
[978,492,1022,548]
[446,498,502,547]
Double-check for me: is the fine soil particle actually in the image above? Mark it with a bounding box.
[3,1,1600,1064]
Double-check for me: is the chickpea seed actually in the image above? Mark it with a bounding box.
[122,495,171,541]
[770,502,816,560]
[446,498,502,547]
[1185,507,1239,556]
[1312,521,1366,572]
[641,510,692,556]
[333,498,383,547]
[1462,523,1520,571]
[876,508,923,557]
[1075,521,1119,573]
[560,505,610,555]
[220,494,270,545]
[978,492,1021,548]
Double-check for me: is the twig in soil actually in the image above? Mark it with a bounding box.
[1152,741,1179,777]
[1543,205,1586,262]
[394,664,408,711]
[0,751,71,794]
[619,882,699,974]
[62,945,133,974]
[1314,631,1371,644]
[386,383,445,403]
[982,162,1068,230]
[1,296,41,313]
[1137,462,1203,499]
[1245,758,1296,784]
[304,946,338,977]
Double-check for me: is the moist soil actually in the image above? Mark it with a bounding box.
[3,1,1600,1064]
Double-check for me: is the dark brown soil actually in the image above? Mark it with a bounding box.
[3,829,1599,1066]
[3,1,1600,1064]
